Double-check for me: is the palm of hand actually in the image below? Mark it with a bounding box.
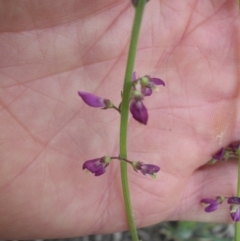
[0,0,239,239]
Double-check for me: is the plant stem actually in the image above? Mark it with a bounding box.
[235,154,240,241]
[236,1,240,239]
[112,105,121,113]
[119,1,146,241]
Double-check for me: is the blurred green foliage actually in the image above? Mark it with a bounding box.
[158,221,234,241]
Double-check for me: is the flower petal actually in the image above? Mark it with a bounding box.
[228,197,240,205]
[141,86,152,96]
[204,203,219,212]
[130,100,148,125]
[229,141,240,150]
[132,161,160,176]
[201,199,219,212]
[230,205,240,222]
[141,164,160,175]
[132,71,137,81]
[82,158,102,173]
[212,148,225,161]
[78,91,105,108]
[150,78,165,86]
[82,156,111,176]
[95,168,106,176]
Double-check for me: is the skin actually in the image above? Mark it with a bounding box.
[0,0,240,239]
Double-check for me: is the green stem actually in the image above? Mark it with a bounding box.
[119,1,146,241]
[235,154,240,241]
[236,0,240,238]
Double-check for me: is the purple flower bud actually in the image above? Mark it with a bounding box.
[230,204,240,222]
[78,91,113,108]
[228,141,240,151]
[132,71,137,82]
[130,100,148,125]
[200,196,225,212]
[212,148,225,161]
[82,156,111,176]
[228,197,240,205]
[132,161,160,178]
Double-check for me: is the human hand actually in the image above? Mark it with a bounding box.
[0,0,239,239]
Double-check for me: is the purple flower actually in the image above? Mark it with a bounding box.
[140,75,165,96]
[132,71,137,82]
[228,197,240,205]
[132,161,160,178]
[200,196,225,212]
[78,91,113,109]
[228,141,240,151]
[228,197,240,221]
[130,100,148,125]
[228,197,240,222]
[83,156,111,176]
[209,148,225,164]
[230,204,240,222]
[227,141,240,158]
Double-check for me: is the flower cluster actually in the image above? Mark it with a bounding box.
[208,141,240,164]
[130,72,165,125]
[201,196,240,222]
[83,157,160,178]
[201,143,240,221]
[78,71,163,178]
[78,72,165,125]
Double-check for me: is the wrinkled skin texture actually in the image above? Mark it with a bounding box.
[0,0,240,239]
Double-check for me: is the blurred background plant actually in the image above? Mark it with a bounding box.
[8,222,233,241]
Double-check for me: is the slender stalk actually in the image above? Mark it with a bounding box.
[119,1,146,240]
[236,2,240,239]
[235,154,240,240]
[112,105,121,113]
